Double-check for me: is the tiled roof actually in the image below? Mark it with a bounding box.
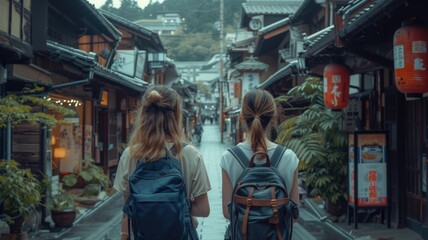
[46,41,149,93]
[338,0,395,36]
[235,58,269,71]
[253,17,290,56]
[232,36,256,48]
[291,0,320,22]
[303,25,335,49]
[258,17,290,34]
[82,0,122,39]
[99,9,165,52]
[51,0,122,41]
[243,1,303,15]
[256,60,298,89]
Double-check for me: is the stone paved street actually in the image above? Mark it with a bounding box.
[89,124,345,240]
[25,123,350,239]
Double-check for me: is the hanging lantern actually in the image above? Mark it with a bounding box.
[393,25,428,94]
[323,63,350,110]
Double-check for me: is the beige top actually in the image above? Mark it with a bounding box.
[113,143,211,199]
[220,142,299,195]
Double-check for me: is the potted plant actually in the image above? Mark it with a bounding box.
[0,160,42,237]
[49,189,77,228]
[275,77,348,216]
[62,158,111,191]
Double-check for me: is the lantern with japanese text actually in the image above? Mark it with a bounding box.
[323,63,350,110]
[393,25,428,94]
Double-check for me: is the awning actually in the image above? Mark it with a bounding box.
[235,58,269,72]
[338,0,402,39]
[301,25,335,58]
[256,60,297,90]
[253,18,290,56]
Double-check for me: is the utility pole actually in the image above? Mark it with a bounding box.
[219,0,224,143]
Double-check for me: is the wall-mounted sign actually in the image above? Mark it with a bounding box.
[242,72,259,97]
[112,49,146,78]
[148,52,166,70]
[112,50,137,77]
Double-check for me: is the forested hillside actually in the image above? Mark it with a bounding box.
[100,0,245,61]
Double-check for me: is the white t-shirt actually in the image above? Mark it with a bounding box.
[220,142,299,194]
[114,143,211,199]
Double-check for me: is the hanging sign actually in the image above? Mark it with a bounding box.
[323,63,350,110]
[393,25,428,94]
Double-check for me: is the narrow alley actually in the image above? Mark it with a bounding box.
[27,123,349,240]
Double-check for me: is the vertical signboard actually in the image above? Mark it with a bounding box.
[357,133,388,206]
[348,131,390,229]
[241,72,259,97]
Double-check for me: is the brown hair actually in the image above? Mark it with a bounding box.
[240,89,276,154]
[128,85,186,162]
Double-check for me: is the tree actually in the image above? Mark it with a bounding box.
[0,86,75,160]
[162,33,219,61]
[275,77,348,207]
[116,0,144,21]
[100,0,114,11]
[98,0,244,60]
[196,80,211,99]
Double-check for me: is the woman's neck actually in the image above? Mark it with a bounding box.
[243,138,275,148]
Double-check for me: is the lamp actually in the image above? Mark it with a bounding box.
[51,136,56,145]
[54,148,66,159]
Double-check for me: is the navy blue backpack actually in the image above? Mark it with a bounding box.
[226,145,298,240]
[122,145,198,240]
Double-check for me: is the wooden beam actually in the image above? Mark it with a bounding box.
[264,26,289,40]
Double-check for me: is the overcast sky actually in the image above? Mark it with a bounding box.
[87,0,164,9]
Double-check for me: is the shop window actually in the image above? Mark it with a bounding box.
[48,96,84,174]
[100,90,109,106]
[0,0,10,33]
[23,0,31,44]
[11,0,22,38]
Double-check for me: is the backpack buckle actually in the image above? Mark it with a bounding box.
[270,199,277,208]
[246,198,252,207]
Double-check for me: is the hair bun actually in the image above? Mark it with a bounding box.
[148,90,162,103]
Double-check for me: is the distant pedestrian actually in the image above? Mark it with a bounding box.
[220,89,300,239]
[113,85,211,240]
[193,121,203,143]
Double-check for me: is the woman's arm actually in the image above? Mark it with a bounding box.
[221,169,232,220]
[121,194,129,240]
[290,169,300,221]
[290,169,300,205]
[190,193,210,217]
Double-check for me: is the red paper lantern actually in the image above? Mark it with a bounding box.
[393,25,428,94]
[323,63,350,110]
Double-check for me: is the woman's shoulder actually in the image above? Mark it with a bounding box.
[181,143,201,161]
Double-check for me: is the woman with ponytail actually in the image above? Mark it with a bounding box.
[220,89,300,221]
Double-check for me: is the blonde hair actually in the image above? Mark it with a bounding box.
[127,85,186,162]
[240,89,276,154]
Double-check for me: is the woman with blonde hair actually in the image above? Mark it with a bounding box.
[114,85,211,240]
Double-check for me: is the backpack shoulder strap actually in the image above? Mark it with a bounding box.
[227,146,249,169]
[270,145,287,168]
